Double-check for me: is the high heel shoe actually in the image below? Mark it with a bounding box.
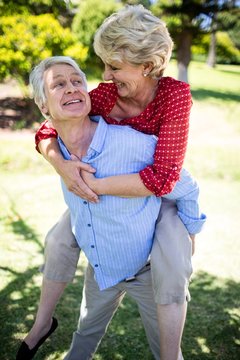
[16,317,58,360]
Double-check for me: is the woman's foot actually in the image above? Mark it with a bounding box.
[16,317,58,360]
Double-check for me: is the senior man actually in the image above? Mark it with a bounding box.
[17,56,205,360]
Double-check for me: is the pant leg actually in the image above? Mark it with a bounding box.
[64,264,125,360]
[39,209,80,282]
[123,267,160,360]
[151,199,192,305]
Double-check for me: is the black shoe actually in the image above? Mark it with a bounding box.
[16,317,58,360]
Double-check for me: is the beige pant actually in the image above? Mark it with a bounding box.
[64,263,160,360]
[40,199,192,304]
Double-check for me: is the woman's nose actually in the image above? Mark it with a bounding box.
[103,67,112,81]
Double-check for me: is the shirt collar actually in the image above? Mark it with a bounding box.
[58,115,108,160]
[87,115,108,155]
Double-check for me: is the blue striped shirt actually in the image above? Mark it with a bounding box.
[59,116,206,290]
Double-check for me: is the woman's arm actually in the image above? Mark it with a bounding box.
[81,171,153,197]
[38,137,99,202]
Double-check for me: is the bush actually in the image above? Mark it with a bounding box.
[0,14,88,86]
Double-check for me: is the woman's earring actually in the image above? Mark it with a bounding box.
[143,72,148,77]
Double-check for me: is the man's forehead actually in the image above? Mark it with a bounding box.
[45,64,82,79]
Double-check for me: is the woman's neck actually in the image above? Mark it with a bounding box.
[112,78,159,120]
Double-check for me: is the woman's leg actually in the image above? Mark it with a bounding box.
[151,199,193,360]
[22,209,80,349]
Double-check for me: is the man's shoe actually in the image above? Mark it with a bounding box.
[16,317,58,360]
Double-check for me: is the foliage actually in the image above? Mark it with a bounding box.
[72,0,121,75]
[0,14,87,86]
[216,31,240,64]
[0,0,72,17]
[192,31,240,64]
[121,0,151,8]
[217,7,240,49]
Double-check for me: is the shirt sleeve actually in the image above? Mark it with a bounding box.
[163,169,207,234]
[35,120,58,153]
[139,82,192,197]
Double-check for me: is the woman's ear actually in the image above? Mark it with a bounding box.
[143,62,154,73]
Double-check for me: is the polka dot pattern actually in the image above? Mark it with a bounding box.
[35,77,192,197]
[90,77,192,196]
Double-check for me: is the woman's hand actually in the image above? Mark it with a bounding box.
[59,155,99,202]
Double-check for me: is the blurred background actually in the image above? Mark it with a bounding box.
[0,1,239,359]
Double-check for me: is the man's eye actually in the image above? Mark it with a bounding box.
[73,80,82,85]
[54,82,64,88]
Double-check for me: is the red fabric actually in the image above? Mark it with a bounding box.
[35,77,192,196]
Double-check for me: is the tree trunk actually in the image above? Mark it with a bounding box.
[176,30,192,83]
[207,31,217,67]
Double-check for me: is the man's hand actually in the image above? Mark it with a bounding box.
[189,234,196,255]
[57,155,98,202]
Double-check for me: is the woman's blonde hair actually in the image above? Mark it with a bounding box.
[94,5,173,78]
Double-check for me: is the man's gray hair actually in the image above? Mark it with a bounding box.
[29,56,87,110]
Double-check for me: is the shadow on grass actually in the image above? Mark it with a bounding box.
[1,195,44,252]
[182,271,240,360]
[2,268,239,360]
[191,88,240,103]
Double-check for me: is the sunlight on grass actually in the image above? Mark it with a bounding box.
[195,337,210,354]
[0,62,240,359]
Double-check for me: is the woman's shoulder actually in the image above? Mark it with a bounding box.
[90,82,117,96]
[159,76,190,91]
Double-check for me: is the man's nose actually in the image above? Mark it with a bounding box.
[65,82,76,93]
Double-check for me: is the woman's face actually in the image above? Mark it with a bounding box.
[103,60,147,99]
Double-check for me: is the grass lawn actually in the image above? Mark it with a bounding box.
[0,61,240,359]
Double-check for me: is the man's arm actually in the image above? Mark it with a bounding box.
[163,168,207,236]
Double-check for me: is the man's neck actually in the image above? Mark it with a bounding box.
[52,116,97,159]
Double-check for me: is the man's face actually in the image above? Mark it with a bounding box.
[42,64,91,122]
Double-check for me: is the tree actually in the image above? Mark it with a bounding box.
[206,1,240,67]
[72,0,121,75]
[151,0,240,82]
[0,14,87,86]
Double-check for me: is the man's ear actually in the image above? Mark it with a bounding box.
[41,103,49,116]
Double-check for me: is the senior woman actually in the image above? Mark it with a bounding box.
[20,5,195,360]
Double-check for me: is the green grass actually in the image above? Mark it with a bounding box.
[1,62,240,359]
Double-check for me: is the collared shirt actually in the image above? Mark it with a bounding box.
[36,77,192,197]
[58,116,206,290]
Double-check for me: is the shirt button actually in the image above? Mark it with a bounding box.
[94,264,98,267]
[87,224,91,227]
[91,245,95,248]
[83,201,87,204]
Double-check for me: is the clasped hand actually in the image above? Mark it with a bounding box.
[59,154,99,203]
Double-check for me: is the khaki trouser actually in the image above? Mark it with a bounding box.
[64,263,160,360]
